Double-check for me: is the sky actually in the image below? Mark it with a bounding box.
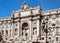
[0,0,60,18]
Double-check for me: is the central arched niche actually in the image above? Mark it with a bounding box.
[22,23,29,36]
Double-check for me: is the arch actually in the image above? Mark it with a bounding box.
[22,22,29,36]
[22,23,28,27]
[22,22,28,30]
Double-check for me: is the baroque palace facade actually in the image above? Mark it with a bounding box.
[0,2,60,43]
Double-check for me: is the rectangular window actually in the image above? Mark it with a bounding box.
[49,37,51,39]
[14,29,18,35]
[56,37,58,41]
[6,30,8,36]
[10,30,11,36]
[6,30,8,34]
[42,37,44,40]
[56,27,60,33]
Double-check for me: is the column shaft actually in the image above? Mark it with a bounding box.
[37,20,40,36]
[17,22,19,36]
[4,24,6,37]
[29,20,32,43]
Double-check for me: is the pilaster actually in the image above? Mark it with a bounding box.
[11,19,14,37]
[37,16,40,36]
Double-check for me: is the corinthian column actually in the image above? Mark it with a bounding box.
[11,19,14,37]
[37,16,40,36]
[8,23,10,37]
[4,23,6,37]
[17,22,19,36]
[29,17,32,43]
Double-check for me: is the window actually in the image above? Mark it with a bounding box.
[49,37,51,39]
[42,37,44,40]
[56,37,58,41]
[6,30,8,36]
[6,30,8,34]
[33,27,37,35]
[56,27,60,33]
[14,29,18,35]
[10,30,12,36]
